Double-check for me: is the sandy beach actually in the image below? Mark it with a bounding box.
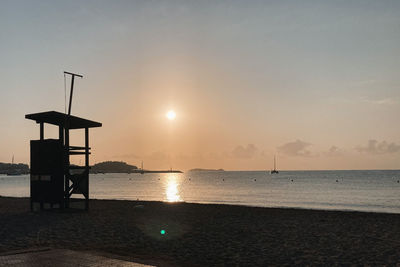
[0,197,399,266]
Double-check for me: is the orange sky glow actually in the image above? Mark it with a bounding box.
[1,1,400,170]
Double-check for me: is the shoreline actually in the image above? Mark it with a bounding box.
[82,198,400,216]
[1,195,399,215]
[1,197,400,265]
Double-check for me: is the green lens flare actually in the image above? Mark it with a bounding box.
[160,229,166,235]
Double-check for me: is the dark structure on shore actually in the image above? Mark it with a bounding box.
[25,72,101,210]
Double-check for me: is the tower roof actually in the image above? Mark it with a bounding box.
[25,111,102,129]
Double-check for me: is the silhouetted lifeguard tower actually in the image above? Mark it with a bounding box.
[25,72,101,210]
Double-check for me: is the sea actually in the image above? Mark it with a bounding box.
[1,170,400,214]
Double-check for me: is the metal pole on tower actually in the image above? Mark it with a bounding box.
[64,71,83,116]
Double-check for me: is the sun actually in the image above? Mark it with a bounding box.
[166,110,176,120]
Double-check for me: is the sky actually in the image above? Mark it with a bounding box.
[1,0,400,170]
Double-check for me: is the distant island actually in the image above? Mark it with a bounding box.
[91,161,138,173]
[189,168,225,172]
[91,161,182,174]
[0,162,29,175]
[0,161,182,175]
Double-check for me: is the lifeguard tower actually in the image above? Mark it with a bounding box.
[25,72,101,210]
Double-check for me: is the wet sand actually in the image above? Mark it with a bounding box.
[0,197,399,266]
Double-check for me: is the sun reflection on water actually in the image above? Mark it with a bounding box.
[164,174,181,202]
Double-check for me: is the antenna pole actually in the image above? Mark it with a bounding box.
[64,71,83,116]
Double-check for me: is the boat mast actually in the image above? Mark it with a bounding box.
[274,155,276,171]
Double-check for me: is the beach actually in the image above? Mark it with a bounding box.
[0,197,399,266]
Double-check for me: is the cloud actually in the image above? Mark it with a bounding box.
[324,145,344,157]
[356,140,400,155]
[330,95,398,106]
[361,97,397,106]
[278,139,312,157]
[231,144,258,159]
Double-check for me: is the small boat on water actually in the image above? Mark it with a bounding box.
[140,161,144,174]
[6,155,25,176]
[6,170,24,176]
[270,155,279,174]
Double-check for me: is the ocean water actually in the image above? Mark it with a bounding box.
[0,170,399,214]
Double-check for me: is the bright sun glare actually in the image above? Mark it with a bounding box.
[166,110,176,120]
[165,175,181,202]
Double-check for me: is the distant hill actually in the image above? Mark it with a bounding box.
[0,162,30,175]
[91,161,138,173]
[189,168,225,172]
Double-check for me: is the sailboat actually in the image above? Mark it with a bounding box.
[6,155,23,176]
[140,161,144,174]
[270,155,279,174]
